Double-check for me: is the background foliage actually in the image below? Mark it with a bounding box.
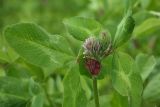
[0,0,160,107]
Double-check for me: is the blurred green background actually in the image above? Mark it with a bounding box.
[0,0,160,107]
[1,0,160,56]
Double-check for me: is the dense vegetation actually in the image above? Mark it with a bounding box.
[0,0,160,107]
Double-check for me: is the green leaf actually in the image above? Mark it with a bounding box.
[129,72,143,107]
[31,94,44,107]
[0,94,27,107]
[113,12,135,48]
[100,55,113,78]
[111,52,143,107]
[49,34,75,56]
[140,0,151,9]
[111,91,128,107]
[0,35,19,63]
[63,17,102,41]
[79,55,92,78]
[64,34,83,56]
[143,73,160,102]
[80,77,92,100]
[135,53,156,82]
[0,68,5,77]
[0,77,41,107]
[112,52,134,96]
[124,0,134,13]
[5,58,44,82]
[4,23,74,69]
[63,66,87,107]
[134,18,160,37]
[88,95,112,107]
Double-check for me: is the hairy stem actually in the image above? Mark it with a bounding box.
[93,77,100,107]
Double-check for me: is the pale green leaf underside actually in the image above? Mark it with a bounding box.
[4,23,74,69]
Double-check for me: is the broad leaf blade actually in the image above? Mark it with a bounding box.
[136,53,156,82]
[88,95,112,107]
[129,72,143,107]
[5,58,44,82]
[49,34,75,56]
[0,94,27,107]
[0,35,19,63]
[31,94,44,107]
[0,77,41,107]
[112,52,134,96]
[4,23,74,69]
[63,17,102,41]
[113,12,135,48]
[134,18,160,37]
[111,52,143,107]
[143,73,160,102]
[63,66,87,107]
[111,91,128,107]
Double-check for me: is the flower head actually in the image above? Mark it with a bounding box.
[85,58,101,76]
[82,35,112,76]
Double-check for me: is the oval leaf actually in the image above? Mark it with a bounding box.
[63,17,102,41]
[111,52,143,107]
[134,18,160,37]
[135,53,156,82]
[4,23,74,69]
[113,13,135,48]
[143,73,160,102]
[0,77,41,107]
[63,66,87,107]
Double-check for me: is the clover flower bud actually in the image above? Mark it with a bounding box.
[82,36,112,76]
[85,58,101,76]
[83,37,101,57]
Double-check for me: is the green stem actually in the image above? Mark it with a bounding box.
[93,77,100,107]
[128,93,132,107]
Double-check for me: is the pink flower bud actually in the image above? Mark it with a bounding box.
[83,37,101,56]
[85,58,101,76]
